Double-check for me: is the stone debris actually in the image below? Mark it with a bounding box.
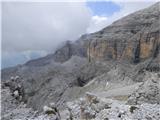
[3,76,25,102]
[43,105,55,114]
[128,72,160,105]
[64,93,160,120]
[43,103,61,120]
[13,90,19,98]
[1,78,160,120]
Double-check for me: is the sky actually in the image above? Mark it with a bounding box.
[1,0,158,68]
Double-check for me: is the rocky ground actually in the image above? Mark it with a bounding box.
[1,72,160,120]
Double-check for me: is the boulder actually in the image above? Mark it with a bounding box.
[43,105,56,115]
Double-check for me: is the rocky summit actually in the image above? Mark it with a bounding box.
[1,2,160,120]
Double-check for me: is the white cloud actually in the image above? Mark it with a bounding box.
[110,1,156,22]
[2,2,92,68]
[87,15,108,33]
[86,1,157,33]
[2,2,92,53]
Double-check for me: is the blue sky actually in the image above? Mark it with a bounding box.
[87,1,120,16]
[2,51,44,68]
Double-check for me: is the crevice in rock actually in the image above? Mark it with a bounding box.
[77,77,87,87]
[133,34,141,63]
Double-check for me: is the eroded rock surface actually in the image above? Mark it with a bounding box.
[128,72,160,104]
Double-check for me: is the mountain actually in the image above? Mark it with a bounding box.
[21,2,160,67]
[88,3,160,63]
[1,2,160,120]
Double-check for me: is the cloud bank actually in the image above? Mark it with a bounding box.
[2,2,92,68]
[2,2,91,52]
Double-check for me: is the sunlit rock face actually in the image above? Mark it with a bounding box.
[87,3,160,63]
[87,31,159,63]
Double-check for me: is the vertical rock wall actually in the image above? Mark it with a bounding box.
[87,31,160,63]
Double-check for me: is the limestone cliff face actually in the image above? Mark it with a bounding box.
[87,31,159,63]
[87,3,160,64]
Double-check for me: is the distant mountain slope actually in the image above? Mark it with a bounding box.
[1,2,160,111]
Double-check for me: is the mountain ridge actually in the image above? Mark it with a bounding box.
[2,2,159,70]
